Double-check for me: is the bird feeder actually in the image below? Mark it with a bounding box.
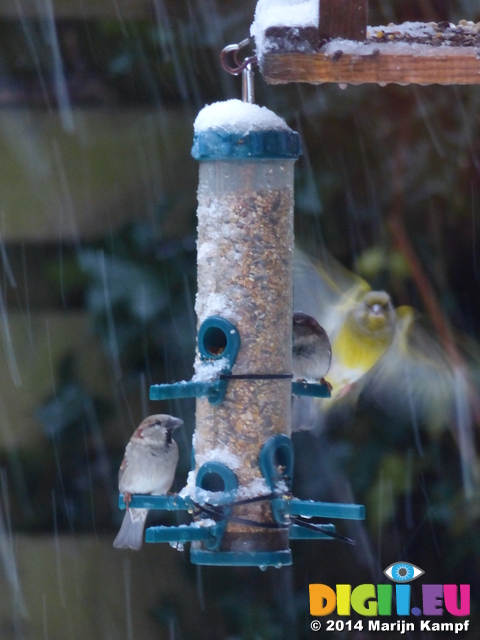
[190,100,314,565]
[119,50,364,566]
[252,0,480,86]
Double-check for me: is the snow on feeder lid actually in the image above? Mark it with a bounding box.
[191,99,302,160]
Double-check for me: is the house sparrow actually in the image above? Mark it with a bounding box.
[292,312,332,386]
[113,414,183,550]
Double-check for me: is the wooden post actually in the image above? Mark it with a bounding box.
[319,0,368,41]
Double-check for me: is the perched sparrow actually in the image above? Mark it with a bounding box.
[113,414,183,550]
[292,312,332,386]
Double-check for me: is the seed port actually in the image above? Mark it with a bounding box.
[273,441,292,474]
[199,470,225,493]
[259,434,294,492]
[195,462,239,552]
[202,326,228,356]
[197,316,241,364]
[196,462,239,500]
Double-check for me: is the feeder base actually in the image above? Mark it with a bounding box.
[190,549,292,567]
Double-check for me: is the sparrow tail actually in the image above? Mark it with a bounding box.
[113,508,148,550]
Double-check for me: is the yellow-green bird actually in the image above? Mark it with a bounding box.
[327,290,396,398]
[293,247,456,428]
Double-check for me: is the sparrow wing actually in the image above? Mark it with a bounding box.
[118,453,128,485]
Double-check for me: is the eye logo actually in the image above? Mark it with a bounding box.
[384,562,424,583]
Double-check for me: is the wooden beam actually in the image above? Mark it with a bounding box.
[318,0,368,41]
[262,49,480,85]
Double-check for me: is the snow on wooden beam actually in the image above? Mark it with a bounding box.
[257,18,480,86]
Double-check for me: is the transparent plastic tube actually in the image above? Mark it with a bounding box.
[192,102,300,554]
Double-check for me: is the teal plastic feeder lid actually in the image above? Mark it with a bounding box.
[192,99,302,160]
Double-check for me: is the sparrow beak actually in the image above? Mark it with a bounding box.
[166,417,183,431]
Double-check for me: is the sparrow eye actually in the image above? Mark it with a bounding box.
[383,562,424,583]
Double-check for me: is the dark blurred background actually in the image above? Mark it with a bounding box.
[0,0,479,638]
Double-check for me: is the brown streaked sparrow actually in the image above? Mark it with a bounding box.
[292,311,332,388]
[113,414,183,550]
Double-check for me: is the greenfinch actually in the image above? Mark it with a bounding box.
[292,248,458,429]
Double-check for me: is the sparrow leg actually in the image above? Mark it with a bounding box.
[124,491,132,510]
[321,378,333,392]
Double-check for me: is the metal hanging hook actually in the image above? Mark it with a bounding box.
[220,38,256,75]
[220,38,258,104]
